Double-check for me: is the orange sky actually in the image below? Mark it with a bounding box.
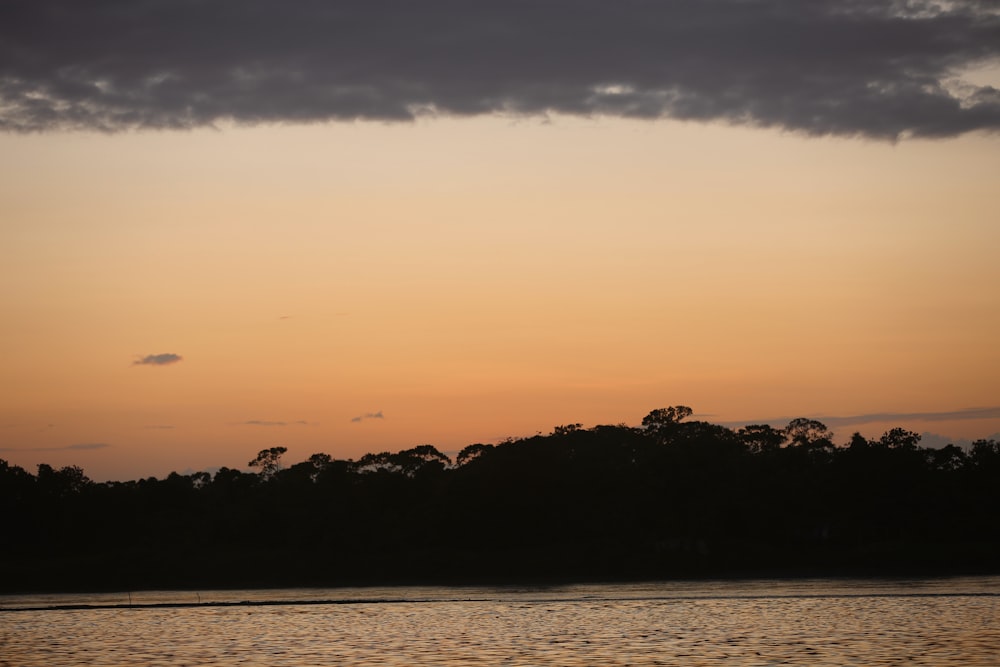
[2,117,998,481]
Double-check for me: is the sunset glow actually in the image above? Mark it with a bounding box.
[2,2,999,481]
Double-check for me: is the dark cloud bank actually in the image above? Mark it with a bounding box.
[2,1,999,139]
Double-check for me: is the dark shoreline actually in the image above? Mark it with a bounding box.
[4,571,999,613]
[4,535,998,596]
[3,556,999,598]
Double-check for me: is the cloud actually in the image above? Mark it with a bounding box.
[2,1,999,139]
[351,411,384,423]
[919,432,971,449]
[133,353,182,366]
[720,407,1000,429]
[817,407,1000,426]
[242,420,310,427]
[0,442,111,452]
[917,431,1000,449]
[66,442,111,450]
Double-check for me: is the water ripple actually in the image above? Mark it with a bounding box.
[2,578,997,666]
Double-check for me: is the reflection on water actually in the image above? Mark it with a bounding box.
[2,578,998,666]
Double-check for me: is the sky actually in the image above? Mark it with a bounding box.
[2,0,999,481]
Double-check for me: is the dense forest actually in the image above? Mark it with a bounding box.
[2,407,998,593]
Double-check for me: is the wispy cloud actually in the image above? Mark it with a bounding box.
[920,431,1000,449]
[0,442,111,452]
[2,1,998,139]
[351,411,384,423]
[133,353,183,366]
[66,442,111,450]
[819,407,1000,427]
[242,420,310,427]
[719,407,1000,429]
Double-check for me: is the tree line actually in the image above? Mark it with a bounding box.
[2,406,998,592]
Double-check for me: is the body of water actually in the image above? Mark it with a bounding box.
[2,577,997,666]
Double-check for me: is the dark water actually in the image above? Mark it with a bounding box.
[2,577,997,666]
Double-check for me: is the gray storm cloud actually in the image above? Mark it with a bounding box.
[2,0,999,139]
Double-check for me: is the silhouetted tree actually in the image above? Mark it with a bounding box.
[642,406,693,443]
[925,444,966,472]
[784,418,833,450]
[398,444,451,472]
[248,446,288,479]
[878,427,921,450]
[738,424,785,454]
[847,431,871,450]
[970,438,1000,468]
[456,443,494,466]
[36,463,91,497]
[357,445,451,478]
[643,406,693,428]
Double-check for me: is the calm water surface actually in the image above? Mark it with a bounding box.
[2,577,997,666]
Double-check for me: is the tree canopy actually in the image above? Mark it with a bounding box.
[2,406,997,592]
